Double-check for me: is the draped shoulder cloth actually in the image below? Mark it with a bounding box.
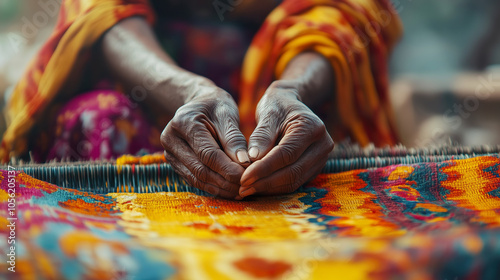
[1,0,401,162]
[239,0,402,146]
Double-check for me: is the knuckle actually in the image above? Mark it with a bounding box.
[288,164,304,184]
[319,134,334,154]
[169,116,184,132]
[163,151,175,163]
[214,101,238,119]
[312,124,325,138]
[187,173,207,193]
[160,126,174,149]
[171,108,206,131]
[285,112,323,136]
[191,176,204,190]
[278,145,296,166]
[171,107,187,124]
[181,170,198,188]
[256,97,284,122]
[187,173,197,186]
[198,147,218,167]
[223,127,246,150]
[256,97,275,115]
[192,164,208,183]
[250,126,274,144]
[326,137,334,151]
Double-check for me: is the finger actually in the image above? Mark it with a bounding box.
[239,145,329,197]
[212,105,249,165]
[164,135,240,192]
[241,125,315,186]
[171,120,245,184]
[164,152,239,199]
[247,112,281,162]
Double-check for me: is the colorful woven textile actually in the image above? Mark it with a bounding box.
[1,155,500,279]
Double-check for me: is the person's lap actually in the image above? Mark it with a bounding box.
[32,90,163,162]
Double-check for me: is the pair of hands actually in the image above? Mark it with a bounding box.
[160,81,334,200]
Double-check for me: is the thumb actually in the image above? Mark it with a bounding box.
[216,115,250,166]
[247,117,280,162]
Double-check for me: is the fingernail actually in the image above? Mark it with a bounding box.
[248,147,259,159]
[240,187,256,197]
[236,150,250,164]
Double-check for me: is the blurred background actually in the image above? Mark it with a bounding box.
[0,0,499,147]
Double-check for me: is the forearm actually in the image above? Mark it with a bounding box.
[271,52,335,109]
[99,17,215,116]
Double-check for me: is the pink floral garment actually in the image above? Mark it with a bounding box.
[32,90,163,162]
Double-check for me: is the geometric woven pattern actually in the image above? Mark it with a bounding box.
[1,155,500,279]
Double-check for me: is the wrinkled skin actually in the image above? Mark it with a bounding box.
[161,88,247,199]
[160,82,334,199]
[101,18,335,200]
[239,82,334,198]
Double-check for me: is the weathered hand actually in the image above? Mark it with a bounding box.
[161,86,249,199]
[239,81,334,198]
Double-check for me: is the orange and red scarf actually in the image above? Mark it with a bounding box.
[1,0,402,162]
[240,0,402,145]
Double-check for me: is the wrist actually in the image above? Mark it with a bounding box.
[265,80,303,102]
[183,76,219,102]
[154,70,216,104]
[277,52,335,108]
[187,79,237,106]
